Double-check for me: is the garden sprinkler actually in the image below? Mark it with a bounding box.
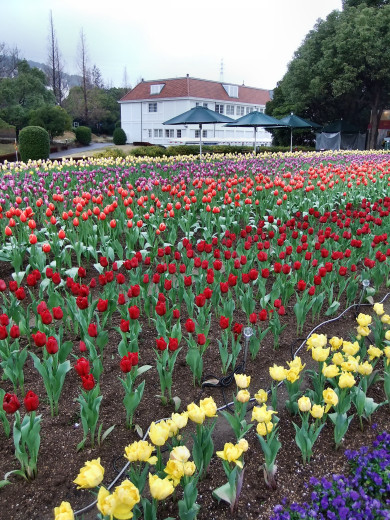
[357,278,371,315]
[243,327,253,371]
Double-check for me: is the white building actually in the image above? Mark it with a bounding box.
[119,75,273,147]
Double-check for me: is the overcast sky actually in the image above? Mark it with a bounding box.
[2,0,342,90]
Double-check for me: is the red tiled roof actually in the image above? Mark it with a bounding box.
[120,77,271,105]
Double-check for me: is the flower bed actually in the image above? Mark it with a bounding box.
[0,150,389,518]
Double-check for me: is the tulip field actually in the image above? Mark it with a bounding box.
[0,150,389,519]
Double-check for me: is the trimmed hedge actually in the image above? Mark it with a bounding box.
[19,126,50,162]
[113,127,127,145]
[128,144,315,158]
[74,126,92,146]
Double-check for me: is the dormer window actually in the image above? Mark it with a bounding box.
[223,84,238,98]
[150,84,164,95]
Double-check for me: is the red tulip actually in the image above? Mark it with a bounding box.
[185,319,195,333]
[197,334,206,345]
[156,337,167,351]
[75,357,90,377]
[81,374,95,391]
[97,299,108,312]
[88,323,98,337]
[220,316,229,329]
[168,337,179,352]
[46,336,59,355]
[3,393,20,414]
[24,391,39,412]
[32,331,46,347]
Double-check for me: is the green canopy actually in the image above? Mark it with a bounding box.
[278,113,319,151]
[163,106,234,158]
[225,111,286,151]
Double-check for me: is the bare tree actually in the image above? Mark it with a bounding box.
[0,43,20,78]
[47,11,66,105]
[77,28,90,123]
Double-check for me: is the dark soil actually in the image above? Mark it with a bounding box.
[0,258,389,520]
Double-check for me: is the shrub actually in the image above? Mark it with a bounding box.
[113,127,127,145]
[94,148,126,159]
[18,126,50,162]
[128,146,166,158]
[74,126,92,146]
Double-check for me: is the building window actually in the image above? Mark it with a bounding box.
[195,130,207,138]
[148,130,152,138]
[196,102,209,108]
[223,84,239,98]
[165,129,174,138]
[215,104,224,114]
[246,107,251,114]
[236,106,244,116]
[176,130,182,138]
[260,107,265,113]
[150,84,164,95]
[154,129,162,138]
[226,105,235,116]
[203,103,208,108]
[149,103,157,113]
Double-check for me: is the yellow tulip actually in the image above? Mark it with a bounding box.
[306,333,327,350]
[149,421,170,446]
[165,419,179,437]
[367,345,383,361]
[234,373,251,389]
[170,446,190,463]
[237,438,249,452]
[187,402,206,424]
[338,371,356,388]
[342,341,360,356]
[373,303,384,316]
[322,363,340,378]
[286,368,300,383]
[216,442,244,468]
[311,346,330,362]
[269,364,287,381]
[381,314,390,324]
[97,487,117,518]
[385,331,390,341]
[357,361,373,376]
[356,313,372,327]
[111,480,141,519]
[124,440,157,464]
[171,412,188,429]
[323,387,338,412]
[356,325,370,337]
[236,389,251,403]
[332,352,345,365]
[199,396,218,417]
[183,461,196,477]
[254,389,268,404]
[341,356,359,372]
[298,396,311,412]
[256,421,273,436]
[287,356,305,373]
[54,501,74,520]
[384,346,390,359]
[251,404,277,423]
[149,473,174,500]
[164,459,185,486]
[329,336,343,351]
[310,404,325,419]
[73,458,105,489]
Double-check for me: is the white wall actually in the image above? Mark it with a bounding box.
[120,98,270,146]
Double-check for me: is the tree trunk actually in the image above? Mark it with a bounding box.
[368,89,382,150]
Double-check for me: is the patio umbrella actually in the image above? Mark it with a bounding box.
[225,111,286,152]
[163,106,234,159]
[278,113,317,152]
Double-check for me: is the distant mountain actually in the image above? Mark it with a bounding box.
[28,60,82,88]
